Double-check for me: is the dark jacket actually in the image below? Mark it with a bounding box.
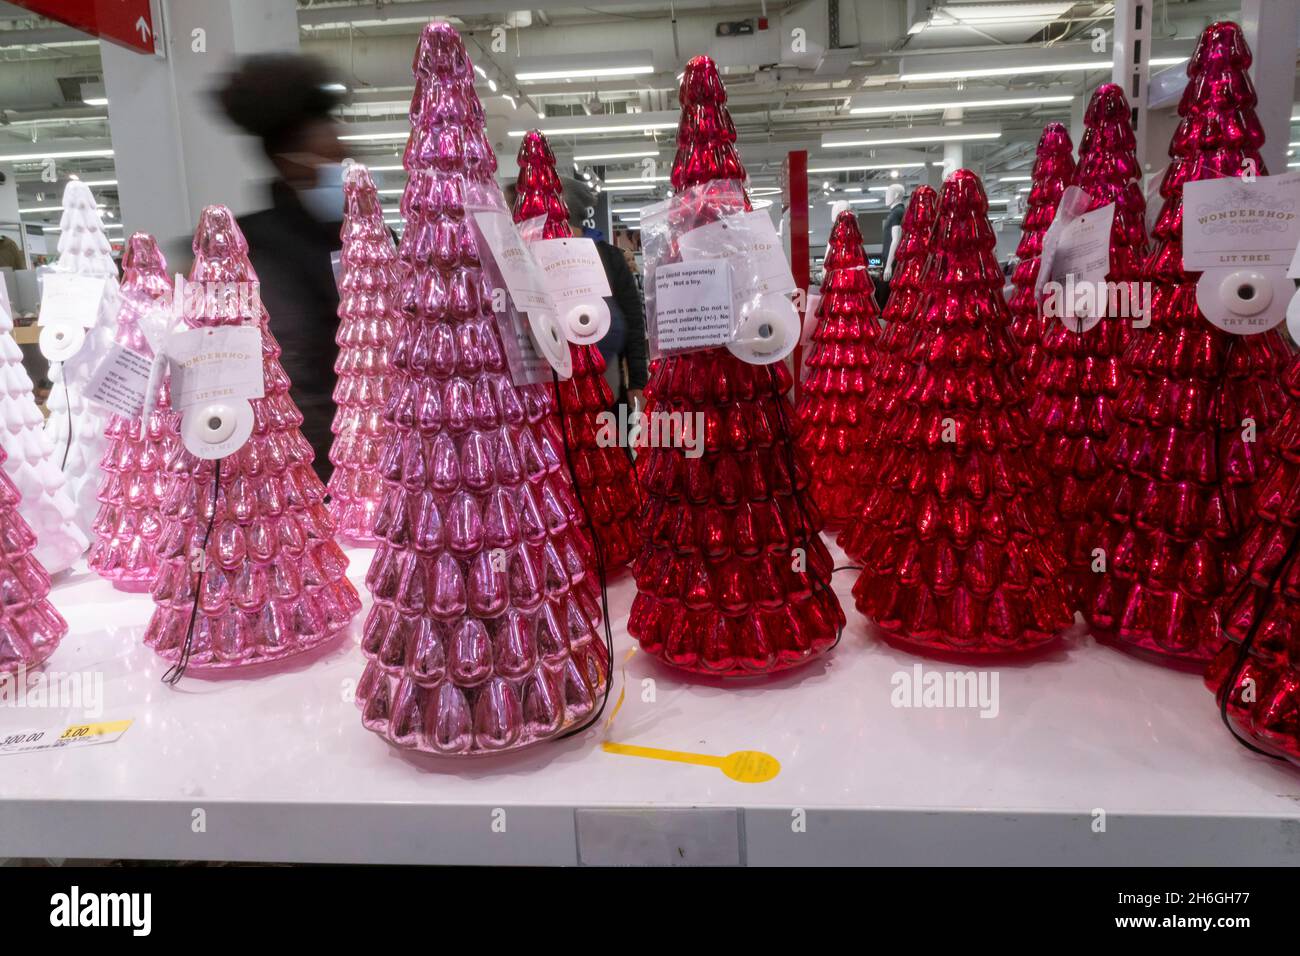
[594,239,647,394]
[237,181,342,481]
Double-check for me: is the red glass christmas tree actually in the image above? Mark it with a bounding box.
[511,129,642,570]
[355,22,609,755]
[628,55,842,677]
[1007,123,1074,382]
[144,206,361,672]
[0,444,68,675]
[1083,21,1291,667]
[327,163,400,544]
[839,184,937,561]
[88,233,175,591]
[794,210,881,528]
[1026,86,1147,606]
[1208,354,1300,765]
[847,169,1072,656]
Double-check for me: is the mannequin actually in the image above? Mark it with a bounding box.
[880,182,907,281]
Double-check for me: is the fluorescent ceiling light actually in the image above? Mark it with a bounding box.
[77,179,117,187]
[843,198,881,205]
[339,131,408,142]
[901,49,1187,82]
[808,162,926,173]
[749,186,782,196]
[515,50,655,83]
[20,205,106,213]
[509,111,678,138]
[0,147,114,162]
[82,97,108,107]
[603,176,669,184]
[822,124,1001,149]
[573,146,659,162]
[850,90,1072,115]
[367,164,405,172]
[913,2,1074,32]
[599,184,663,192]
[999,174,1032,182]
[612,205,644,213]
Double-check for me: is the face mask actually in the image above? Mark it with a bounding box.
[297,162,345,223]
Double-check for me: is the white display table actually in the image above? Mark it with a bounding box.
[2,541,1298,866]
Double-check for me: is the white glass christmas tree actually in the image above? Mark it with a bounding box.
[43,179,121,539]
[0,295,87,573]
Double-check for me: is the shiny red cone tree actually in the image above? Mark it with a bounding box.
[1007,123,1074,382]
[356,23,609,754]
[628,55,842,677]
[1083,21,1292,667]
[840,184,937,561]
[144,206,361,671]
[848,169,1072,656]
[1209,354,1300,765]
[88,233,175,591]
[795,210,881,528]
[1027,86,1147,606]
[512,129,642,570]
[327,163,400,543]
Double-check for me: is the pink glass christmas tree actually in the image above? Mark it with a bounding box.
[355,22,609,755]
[1006,123,1075,383]
[88,233,175,591]
[0,444,68,675]
[143,206,361,673]
[1082,22,1292,667]
[327,163,400,543]
[0,298,86,573]
[1026,86,1147,606]
[795,210,881,528]
[512,129,642,570]
[847,170,1072,656]
[44,179,120,539]
[839,184,936,562]
[628,55,843,677]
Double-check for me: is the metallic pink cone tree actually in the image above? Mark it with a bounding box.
[1083,22,1292,667]
[0,299,86,574]
[355,22,609,755]
[0,444,69,675]
[327,163,400,543]
[144,206,361,672]
[512,129,642,570]
[628,55,843,677]
[88,233,175,591]
[1026,87,1147,607]
[794,210,881,529]
[1006,123,1075,383]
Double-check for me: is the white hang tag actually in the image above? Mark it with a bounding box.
[38,324,86,362]
[330,251,343,291]
[166,325,265,412]
[1043,202,1116,334]
[652,260,734,353]
[85,342,154,418]
[181,399,255,460]
[1196,266,1291,335]
[1286,241,1300,280]
[137,304,174,356]
[1035,185,1095,299]
[1182,171,1300,270]
[678,209,797,298]
[38,273,106,328]
[532,237,613,345]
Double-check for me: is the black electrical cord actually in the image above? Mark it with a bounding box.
[162,459,222,686]
[550,371,616,740]
[58,369,73,472]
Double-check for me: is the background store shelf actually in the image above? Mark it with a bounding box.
[1,541,1298,866]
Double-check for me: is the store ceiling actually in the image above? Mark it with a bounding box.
[0,0,1296,241]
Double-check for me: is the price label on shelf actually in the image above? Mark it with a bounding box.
[0,719,133,757]
[166,325,265,412]
[38,273,106,328]
[1183,171,1300,270]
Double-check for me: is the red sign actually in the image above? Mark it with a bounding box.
[13,0,157,55]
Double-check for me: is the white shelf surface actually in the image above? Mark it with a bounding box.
[2,540,1299,866]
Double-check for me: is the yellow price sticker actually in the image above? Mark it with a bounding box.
[602,741,781,784]
[61,720,132,740]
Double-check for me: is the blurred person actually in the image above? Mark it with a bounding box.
[0,234,26,270]
[217,54,348,482]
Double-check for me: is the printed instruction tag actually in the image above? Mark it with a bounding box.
[0,719,132,757]
[472,209,554,315]
[166,325,264,412]
[652,260,733,352]
[330,251,343,290]
[1287,240,1300,280]
[532,237,612,304]
[1183,171,1300,270]
[677,210,797,297]
[38,273,106,328]
[85,342,154,418]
